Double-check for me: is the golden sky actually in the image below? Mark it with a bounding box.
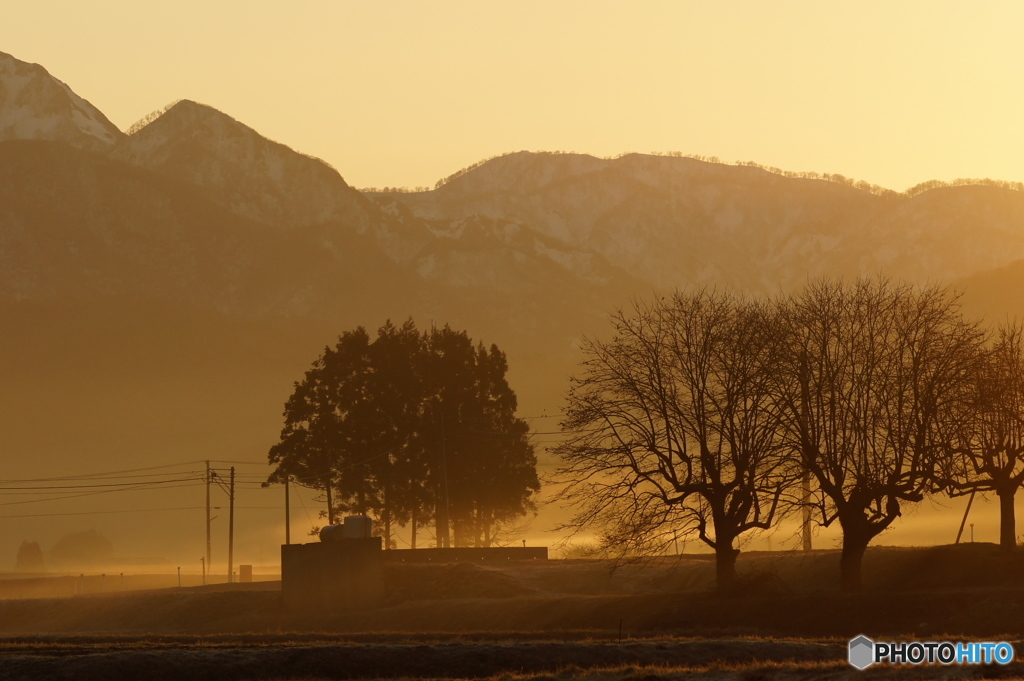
[2,1,1021,191]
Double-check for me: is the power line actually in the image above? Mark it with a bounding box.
[0,482,205,506]
[0,476,204,491]
[2,486,206,496]
[0,505,283,519]
[0,506,208,518]
[0,461,211,484]
[0,470,205,484]
[0,460,269,487]
[208,459,269,466]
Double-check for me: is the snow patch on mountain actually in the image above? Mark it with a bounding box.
[0,51,122,150]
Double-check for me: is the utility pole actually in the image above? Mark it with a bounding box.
[284,476,291,546]
[228,466,235,584]
[205,461,212,580]
[956,490,977,544]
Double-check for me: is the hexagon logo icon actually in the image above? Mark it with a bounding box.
[849,635,875,670]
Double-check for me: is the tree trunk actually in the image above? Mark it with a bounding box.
[411,508,418,550]
[438,413,451,548]
[715,545,740,592]
[998,487,1017,551]
[474,505,484,548]
[436,483,450,548]
[840,530,870,591]
[452,521,462,547]
[325,478,335,526]
[801,472,813,551]
[383,455,391,550]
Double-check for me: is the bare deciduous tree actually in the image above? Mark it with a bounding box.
[936,323,1024,550]
[771,279,985,590]
[553,290,792,590]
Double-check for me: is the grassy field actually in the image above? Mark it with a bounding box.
[2,544,1024,679]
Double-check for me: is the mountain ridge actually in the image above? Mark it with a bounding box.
[378,150,1024,292]
[7,47,1024,308]
[0,51,122,151]
[5,47,1024,364]
[110,99,378,232]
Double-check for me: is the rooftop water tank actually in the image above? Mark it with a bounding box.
[343,515,373,539]
[319,524,345,542]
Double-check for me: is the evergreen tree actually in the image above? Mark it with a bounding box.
[267,327,372,526]
[420,327,539,547]
[267,321,539,548]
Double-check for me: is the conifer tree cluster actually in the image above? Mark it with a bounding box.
[267,320,539,549]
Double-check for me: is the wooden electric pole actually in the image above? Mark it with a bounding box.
[205,461,212,579]
[228,466,235,584]
[957,490,977,544]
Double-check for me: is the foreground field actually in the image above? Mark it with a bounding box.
[2,544,1024,679]
[1,635,1021,681]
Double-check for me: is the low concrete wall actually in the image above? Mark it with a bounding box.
[383,547,548,563]
[281,541,547,609]
[281,537,383,610]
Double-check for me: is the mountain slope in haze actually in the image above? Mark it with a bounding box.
[0,140,637,332]
[954,257,1024,324]
[0,51,122,151]
[0,135,638,405]
[105,100,640,318]
[402,211,646,354]
[0,56,640,338]
[0,140,631,519]
[866,184,1024,286]
[0,139,421,320]
[110,100,381,233]
[384,151,1024,292]
[112,100,504,269]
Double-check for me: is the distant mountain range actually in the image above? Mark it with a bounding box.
[3,47,1023,484]
[381,151,1024,294]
